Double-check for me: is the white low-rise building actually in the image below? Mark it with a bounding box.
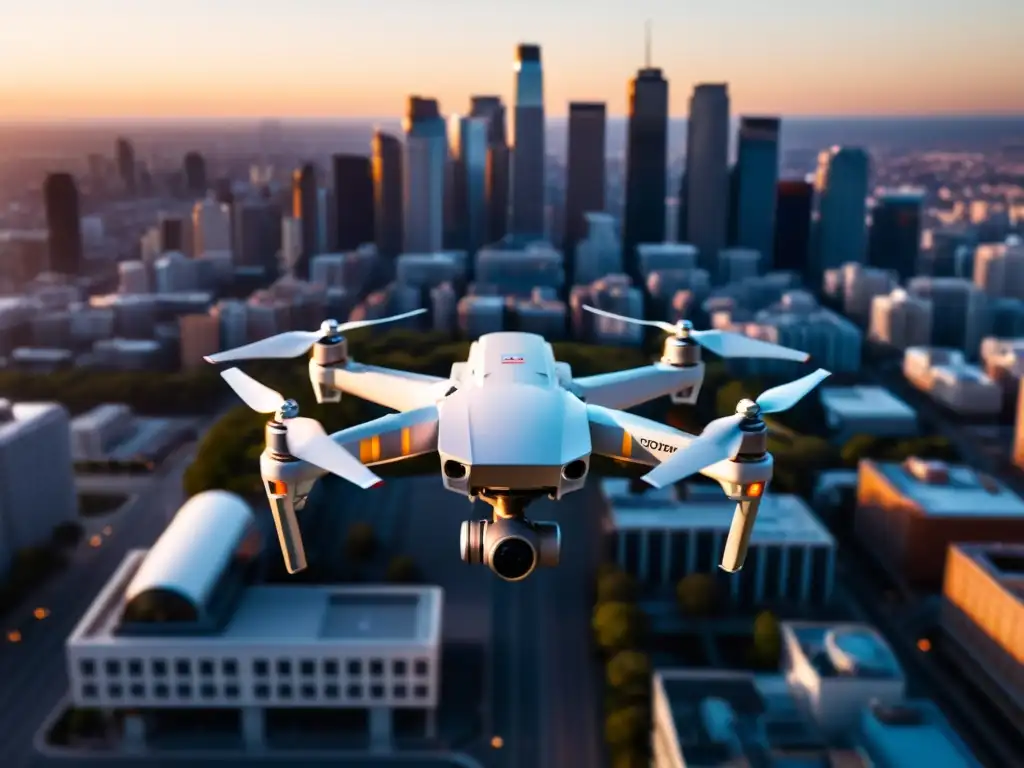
[819,386,917,443]
[70,404,134,461]
[903,346,1002,415]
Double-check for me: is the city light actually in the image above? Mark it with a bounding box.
[33,608,49,620]
[7,631,21,643]
[491,736,504,749]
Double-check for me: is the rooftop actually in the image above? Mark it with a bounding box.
[872,459,1024,518]
[784,622,903,680]
[0,401,66,444]
[861,700,980,768]
[819,386,916,420]
[951,543,1024,599]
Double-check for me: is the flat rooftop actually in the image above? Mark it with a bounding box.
[862,700,980,768]
[875,461,1024,518]
[951,543,1024,600]
[819,386,916,420]
[0,401,63,443]
[609,491,833,546]
[785,622,902,680]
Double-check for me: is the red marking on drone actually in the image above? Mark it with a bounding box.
[501,355,525,365]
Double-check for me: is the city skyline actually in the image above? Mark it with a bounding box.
[1,0,1022,120]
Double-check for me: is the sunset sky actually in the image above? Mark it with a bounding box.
[1,0,1022,120]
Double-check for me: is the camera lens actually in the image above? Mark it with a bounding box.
[491,537,536,581]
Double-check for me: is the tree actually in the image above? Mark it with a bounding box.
[386,555,419,583]
[676,573,717,617]
[345,522,378,564]
[597,570,637,604]
[604,705,648,752]
[751,610,783,668]
[606,650,651,701]
[593,602,643,653]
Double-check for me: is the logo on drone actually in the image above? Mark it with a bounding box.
[501,355,525,364]
[638,437,676,454]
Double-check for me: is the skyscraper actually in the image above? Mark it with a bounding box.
[43,173,83,276]
[332,154,375,252]
[183,151,207,196]
[868,189,925,281]
[292,163,319,279]
[371,131,404,258]
[684,84,731,271]
[115,137,136,195]
[510,44,545,239]
[773,179,814,276]
[448,116,490,255]
[623,38,669,282]
[812,146,870,278]
[733,117,781,269]
[470,96,510,244]
[565,102,607,259]
[403,96,447,253]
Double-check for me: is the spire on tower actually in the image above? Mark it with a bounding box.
[644,19,652,68]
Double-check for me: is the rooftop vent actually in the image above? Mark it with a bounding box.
[870,702,924,726]
[902,457,949,485]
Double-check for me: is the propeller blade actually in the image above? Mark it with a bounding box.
[581,305,676,333]
[691,330,810,362]
[205,330,321,363]
[220,368,285,414]
[642,414,745,489]
[756,368,831,414]
[285,417,383,490]
[338,308,427,333]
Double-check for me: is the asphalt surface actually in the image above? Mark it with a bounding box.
[0,444,195,768]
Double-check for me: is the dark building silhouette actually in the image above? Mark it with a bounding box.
[471,96,510,244]
[510,44,546,239]
[292,163,319,279]
[116,137,136,194]
[371,131,403,258]
[733,117,781,267]
[773,179,814,276]
[183,152,207,196]
[158,214,185,253]
[43,173,83,276]
[726,164,740,246]
[623,64,669,282]
[564,102,607,281]
[868,190,924,282]
[332,154,375,252]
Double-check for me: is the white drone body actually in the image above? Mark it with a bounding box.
[206,306,829,583]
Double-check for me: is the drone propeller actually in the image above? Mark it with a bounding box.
[643,368,831,489]
[205,308,428,364]
[581,305,810,363]
[219,368,382,489]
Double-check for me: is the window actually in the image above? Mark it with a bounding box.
[394,685,407,699]
[393,660,407,676]
[175,659,191,676]
[347,660,362,675]
[300,660,316,676]
[225,684,240,699]
[82,684,97,698]
[324,684,339,699]
[199,660,215,677]
[301,684,316,699]
[253,660,268,677]
[346,684,362,699]
[80,660,96,677]
[323,660,339,676]
[370,684,384,699]
[222,660,238,676]
[107,684,123,698]
[201,684,217,699]
[154,684,169,699]
[128,660,143,677]
[152,660,167,677]
[105,660,121,676]
[369,659,383,676]
[176,684,192,699]
[414,685,428,699]
[277,684,292,699]
[276,660,292,676]
[130,684,145,698]
[414,659,428,676]
[255,684,270,700]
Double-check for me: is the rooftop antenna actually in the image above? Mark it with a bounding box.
[644,19,652,68]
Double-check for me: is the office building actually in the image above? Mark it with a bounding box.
[457,295,505,338]
[469,96,509,244]
[906,276,987,355]
[183,151,207,196]
[509,44,545,239]
[564,102,607,261]
[474,242,563,296]
[902,346,1001,415]
[69,404,134,461]
[117,261,149,294]
[869,288,932,350]
[233,200,281,272]
[448,116,489,254]
[717,247,761,285]
[859,700,981,768]
[179,313,220,370]
[371,131,404,258]
[818,386,917,444]
[684,84,730,271]
[0,400,77,575]
[43,173,84,277]
[291,163,319,279]
[812,147,870,277]
[974,237,1024,300]
[332,154,375,252]
[574,213,621,285]
[66,491,443,751]
[868,189,925,281]
[623,51,669,281]
[941,543,1024,726]
[192,196,231,255]
[116,137,136,194]
[921,228,977,278]
[733,117,781,269]
[604,480,835,607]
[637,242,698,279]
[157,213,185,254]
[856,457,1024,588]
[773,178,813,276]
[826,262,898,324]
[403,97,447,254]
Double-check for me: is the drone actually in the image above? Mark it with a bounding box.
[205,305,829,583]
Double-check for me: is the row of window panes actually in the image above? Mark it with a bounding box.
[81,657,431,679]
[81,681,431,701]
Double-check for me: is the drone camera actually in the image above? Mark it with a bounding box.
[460,517,561,581]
